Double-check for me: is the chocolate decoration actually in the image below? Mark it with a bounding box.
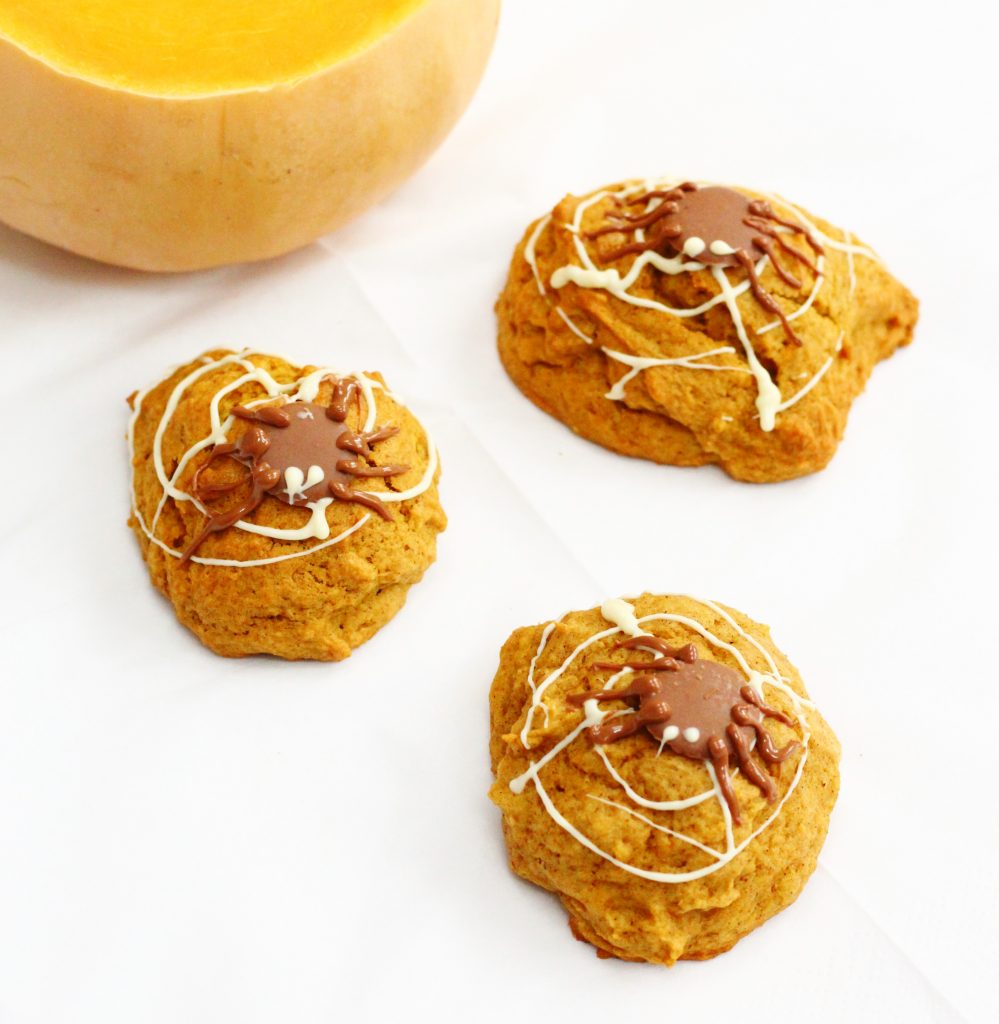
[326,377,360,423]
[586,183,822,346]
[570,641,799,824]
[180,378,408,562]
[233,404,291,428]
[595,635,698,673]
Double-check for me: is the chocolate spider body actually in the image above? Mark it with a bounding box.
[181,375,408,561]
[571,636,799,824]
[586,182,822,346]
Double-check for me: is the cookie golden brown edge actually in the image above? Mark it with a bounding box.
[489,594,840,964]
[497,179,918,482]
[128,349,446,660]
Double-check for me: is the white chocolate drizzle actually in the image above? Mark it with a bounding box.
[524,214,552,297]
[600,597,643,635]
[711,264,782,430]
[602,346,749,401]
[683,236,706,257]
[525,179,879,431]
[555,306,593,344]
[773,331,845,415]
[525,212,595,346]
[508,597,812,884]
[128,350,438,568]
[845,230,856,296]
[754,253,826,336]
[283,465,325,503]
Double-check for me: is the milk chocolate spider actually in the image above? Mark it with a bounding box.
[570,636,799,824]
[181,375,408,561]
[585,182,823,346]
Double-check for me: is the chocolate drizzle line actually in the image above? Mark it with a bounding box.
[180,376,408,562]
[570,640,799,825]
[585,183,823,346]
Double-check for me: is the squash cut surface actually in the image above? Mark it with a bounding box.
[0,0,429,95]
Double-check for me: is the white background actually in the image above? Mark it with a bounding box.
[1,1,996,1021]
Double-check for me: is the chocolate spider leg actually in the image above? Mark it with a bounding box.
[708,736,742,826]
[586,220,637,241]
[600,222,685,262]
[334,430,371,455]
[739,685,796,727]
[193,478,243,498]
[566,688,623,704]
[595,637,696,672]
[595,657,681,672]
[727,724,777,803]
[749,235,803,289]
[634,700,672,730]
[756,730,799,765]
[583,207,645,245]
[184,441,277,560]
[335,459,410,478]
[232,404,291,428]
[586,201,678,239]
[743,217,819,274]
[733,249,804,347]
[748,200,823,254]
[568,674,665,722]
[588,713,647,745]
[730,706,800,764]
[192,463,244,499]
[625,182,697,204]
[617,637,697,662]
[251,463,281,490]
[622,190,676,205]
[598,239,657,261]
[617,201,679,227]
[326,377,360,422]
[361,424,400,446]
[328,480,393,521]
[190,444,243,500]
[180,482,267,563]
[568,681,649,706]
[337,424,401,458]
[571,678,673,743]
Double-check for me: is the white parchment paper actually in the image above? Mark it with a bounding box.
[1,1,996,1020]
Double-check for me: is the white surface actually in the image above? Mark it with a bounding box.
[0,1,996,1021]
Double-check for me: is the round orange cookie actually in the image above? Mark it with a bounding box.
[128,349,446,660]
[489,594,840,964]
[497,179,918,481]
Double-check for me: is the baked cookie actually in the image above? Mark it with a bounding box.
[128,349,446,660]
[489,594,840,964]
[497,179,918,481]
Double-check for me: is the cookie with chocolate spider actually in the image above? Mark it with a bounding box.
[497,179,917,481]
[489,594,840,964]
[128,349,446,660]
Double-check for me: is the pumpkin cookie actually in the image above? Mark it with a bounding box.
[489,594,840,964]
[497,179,917,481]
[128,349,445,660]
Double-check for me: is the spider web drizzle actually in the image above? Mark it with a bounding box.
[128,350,438,568]
[525,179,879,428]
[509,596,813,884]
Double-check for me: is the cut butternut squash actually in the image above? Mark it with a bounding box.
[0,0,499,271]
